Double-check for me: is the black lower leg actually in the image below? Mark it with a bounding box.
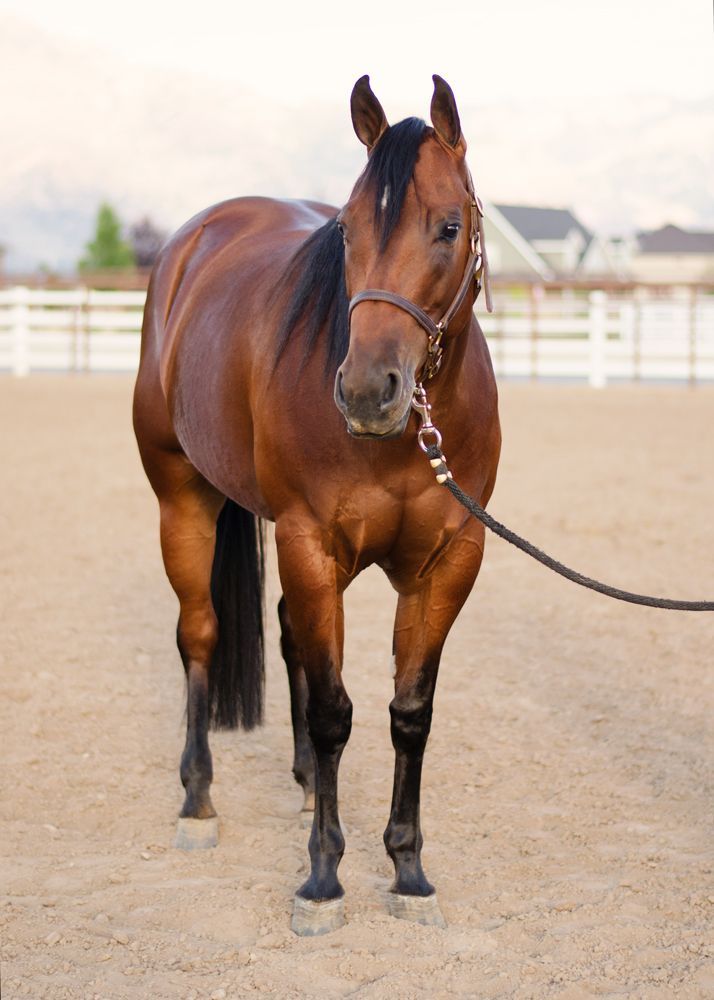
[278,598,314,798]
[384,698,434,896]
[297,686,352,901]
[178,635,215,819]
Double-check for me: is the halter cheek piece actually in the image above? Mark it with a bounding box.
[347,173,493,383]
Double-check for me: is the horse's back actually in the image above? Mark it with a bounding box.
[141,196,334,375]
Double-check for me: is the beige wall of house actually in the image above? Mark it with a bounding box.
[630,253,714,282]
[482,220,548,278]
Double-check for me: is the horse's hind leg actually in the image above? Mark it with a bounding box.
[278,596,315,815]
[140,443,225,847]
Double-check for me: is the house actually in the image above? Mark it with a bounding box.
[629,224,714,283]
[480,203,554,281]
[483,203,619,279]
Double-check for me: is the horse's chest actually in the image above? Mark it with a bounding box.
[328,490,401,581]
[327,484,461,586]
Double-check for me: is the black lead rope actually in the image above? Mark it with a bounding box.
[424,443,714,612]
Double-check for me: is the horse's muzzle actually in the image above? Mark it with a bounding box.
[334,365,412,438]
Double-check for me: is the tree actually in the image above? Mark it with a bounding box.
[79,203,135,272]
[129,216,168,269]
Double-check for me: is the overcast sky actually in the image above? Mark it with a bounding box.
[1,0,711,269]
[2,0,712,107]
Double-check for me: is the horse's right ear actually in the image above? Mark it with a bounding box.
[350,75,388,150]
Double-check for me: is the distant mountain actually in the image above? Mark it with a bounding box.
[2,15,712,272]
[466,95,714,241]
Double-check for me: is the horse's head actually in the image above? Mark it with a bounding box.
[334,75,483,439]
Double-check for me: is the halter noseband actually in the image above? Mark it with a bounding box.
[347,174,493,382]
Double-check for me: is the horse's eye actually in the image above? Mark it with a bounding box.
[336,221,346,241]
[439,223,460,244]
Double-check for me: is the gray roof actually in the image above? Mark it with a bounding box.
[637,224,714,254]
[495,204,593,247]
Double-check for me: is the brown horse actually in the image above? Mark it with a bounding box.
[133,74,501,935]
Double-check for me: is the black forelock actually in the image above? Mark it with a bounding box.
[362,117,428,251]
[274,117,429,377]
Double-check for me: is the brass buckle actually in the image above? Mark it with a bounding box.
[428,322,444,354]
[422,322,444,381]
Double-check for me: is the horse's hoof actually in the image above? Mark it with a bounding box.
[174,816,219,850]
[291,895,345,936]
[386,892,446,928]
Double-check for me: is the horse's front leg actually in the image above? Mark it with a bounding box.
[277,595,315,815]
[384,522,485,927]
[276,516,351,936]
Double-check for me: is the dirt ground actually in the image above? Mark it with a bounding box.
[1,375,713,999]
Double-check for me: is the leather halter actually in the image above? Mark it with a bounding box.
[347,171,493,382]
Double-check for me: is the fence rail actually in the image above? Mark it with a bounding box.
[0,287,145,376]
[2,284,714,385]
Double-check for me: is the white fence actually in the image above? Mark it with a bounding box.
[0,287,144,376]
[481,285,714,384]
[2,284,714,385]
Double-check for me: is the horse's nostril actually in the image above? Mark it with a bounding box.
[380,372,400,410]
[335,370,347,408]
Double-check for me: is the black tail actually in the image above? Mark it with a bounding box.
[208,499,265,730]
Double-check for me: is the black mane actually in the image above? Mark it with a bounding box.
[275,118,428,374]
[275,217,349,373]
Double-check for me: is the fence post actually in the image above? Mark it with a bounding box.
[11,286,30,377]
[688,286,698,386]
[529,284,543,380]
[588,290,607,388]
[80,287,91,372]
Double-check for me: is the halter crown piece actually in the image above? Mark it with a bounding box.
[347,168,492,383]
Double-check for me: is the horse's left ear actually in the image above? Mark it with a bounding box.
[430,75,463,149]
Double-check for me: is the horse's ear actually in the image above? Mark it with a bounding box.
[430,74,462,149]
[350,75,388,150]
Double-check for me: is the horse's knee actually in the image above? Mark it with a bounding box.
[306,686,353,754]
[389,697,433,754]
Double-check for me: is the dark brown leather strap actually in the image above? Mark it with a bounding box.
[348,289,440,339]
[347,166,492,380]
[438,246,482,330]
[475,197,493,314]
[348,242,481,344]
